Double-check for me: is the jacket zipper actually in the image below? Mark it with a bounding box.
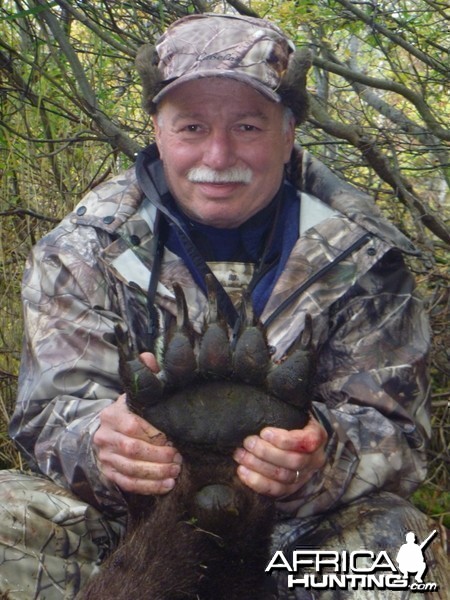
[263,232,373,328]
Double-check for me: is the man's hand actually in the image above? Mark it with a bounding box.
[93,353,182,496]
[233,417,328,498]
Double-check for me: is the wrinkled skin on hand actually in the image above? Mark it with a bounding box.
[81,279,314,600]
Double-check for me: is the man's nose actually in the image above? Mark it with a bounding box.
[203,129,236,170]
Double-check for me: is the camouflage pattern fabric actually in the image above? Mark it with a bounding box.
[0,476,447,599]
[0,144,442,597]
[152,13,295,104]
[271,492,450,600]
[0,470,123,599]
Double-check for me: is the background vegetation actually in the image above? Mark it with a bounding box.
[0,0,448,528]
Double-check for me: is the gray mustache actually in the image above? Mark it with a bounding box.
[187,166,253,184]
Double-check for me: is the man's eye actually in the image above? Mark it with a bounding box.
[184,124,201,132]
[240,124,257,131]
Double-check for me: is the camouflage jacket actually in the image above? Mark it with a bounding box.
[10,145,431,518]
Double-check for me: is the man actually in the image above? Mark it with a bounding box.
[396,532,428,583]
[0,13,447,599]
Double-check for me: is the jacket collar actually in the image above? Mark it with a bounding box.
[287,145,419,255]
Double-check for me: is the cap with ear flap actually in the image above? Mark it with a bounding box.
[135,13,312,125]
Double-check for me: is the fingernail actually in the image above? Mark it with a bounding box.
[162,478,175,490]
[174,453,183,464]
[170,464,181,477]
[244,437,256,450]
[233,448,245,462]
[238,465,250,479]
[261,428,274,442]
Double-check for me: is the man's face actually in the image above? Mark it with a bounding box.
[153,78,295,229]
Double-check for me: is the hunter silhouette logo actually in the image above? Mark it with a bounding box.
[266,529,440,593]
[396,530,437,583]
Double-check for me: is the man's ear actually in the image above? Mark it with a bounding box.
[283,115,296,164]
[152,114,163,159]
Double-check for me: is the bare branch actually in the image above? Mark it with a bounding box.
[312,55,450,142]
[53,0,138,57]
[334,0,449,75]
[0,208,60,223]
[33,0,97,108]
[31,0,140,159]
[224,0,260,18]
[309,95,450,245]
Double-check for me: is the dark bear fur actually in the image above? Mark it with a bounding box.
[78,285,312,599]
[78,450,277,599]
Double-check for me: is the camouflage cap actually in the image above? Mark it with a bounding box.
[151,13,296,104]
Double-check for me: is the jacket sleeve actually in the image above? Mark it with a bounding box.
[277,250,432,517]
[9,220,128,514]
